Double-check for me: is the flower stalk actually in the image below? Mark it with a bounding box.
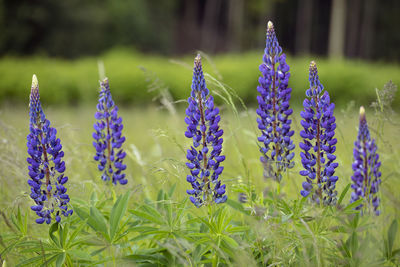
[299,61,339,205]
[185,54,227,207]
[93,78,127,185]
[256,21,295,182]
[27,75,72,224]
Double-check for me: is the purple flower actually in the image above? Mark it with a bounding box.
[350,107,381,215]
[184,54,227,207]
[299,62,338,205]
[256,21,295,182]
[93,78,127,185]
[27,75,72,224]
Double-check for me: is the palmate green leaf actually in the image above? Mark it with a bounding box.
[129,208,164,225]
[66,221,87,248]
[221,235,239,249]
[16,252,59,267]
[124,248,168,265]
[0,234,28,257]
[68,249,92,261]
[17,240,59,254]
[74,204,110,240]
[109,191,130,241]
[225,225,249,234]
[40,253,60,267]
[49,222,60,247]
[342,199,363,214]
[55,252,66,267]
[60,222,69,248]
[89,206,108,237]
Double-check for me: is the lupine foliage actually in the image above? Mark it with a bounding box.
[184,55,227,207]
[350,106,381,215]
[27,75,72,224]
[256,21,295,182]
[299,61,339,205]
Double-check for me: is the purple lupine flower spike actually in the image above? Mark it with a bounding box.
[93,78,127,185]
[299,61,338,205]
[256,21,295,182]
[350,107,381,215]
[184,54,227,207]
[27,75,72,224]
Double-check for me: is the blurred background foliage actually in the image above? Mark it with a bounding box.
[0,0,399,106]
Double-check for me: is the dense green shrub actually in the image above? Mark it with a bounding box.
[0,49,399,107]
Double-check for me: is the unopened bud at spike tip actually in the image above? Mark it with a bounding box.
[310,61,317,69]
[195,54,201,63]
[267,21,274,30]
[32,74,38,89]
[359,106,365,116]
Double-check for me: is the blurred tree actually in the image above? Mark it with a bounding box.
[359,0,376,59]
[328,0,346,59]
[0,0,399,61]
[227,0,244,51]
[295,0,313,55]
[345,0,362,58]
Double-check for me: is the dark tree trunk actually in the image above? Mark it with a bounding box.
[227,0,244,51]
[295,0,313,55]
[201,0,223,53]
[359,0,377,59]
[175,0,200,54]
[345,0,362,58]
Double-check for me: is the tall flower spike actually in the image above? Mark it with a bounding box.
[256,21,295,182]
[93,78,127,185]
[27,75,72,224]
[299,62,339,205]
[184,54,227,207]
[350,107,381,215]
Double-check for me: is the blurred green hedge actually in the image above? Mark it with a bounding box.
[0,48,399,108]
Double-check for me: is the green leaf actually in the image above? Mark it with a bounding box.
[74,204,109,240]
[388,219,398,256]
[338,183,351,206]
[89,206,109,239]
[56,252,66,267]
[60,223,69,248]
[49,223,60,247]
[222,235,239,248]
[66,221,86,248]
[130,209,164,225]
[68,249,92,261]
[110,191,130,241]
[342,199,363,214]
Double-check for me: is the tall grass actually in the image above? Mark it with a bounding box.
[0,97,399,265]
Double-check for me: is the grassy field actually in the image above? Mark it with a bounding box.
[0,99,399,265]
[0,49,399,108]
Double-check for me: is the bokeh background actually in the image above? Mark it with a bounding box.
[0,0,399,107]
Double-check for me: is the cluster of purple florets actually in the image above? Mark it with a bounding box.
[24,21,385,225]
[27,75,72,224]
[256,21,295,182]
[184,55,227,207]
[350,107,381,215]
[299,62,339,206]
[93,78,127,185]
